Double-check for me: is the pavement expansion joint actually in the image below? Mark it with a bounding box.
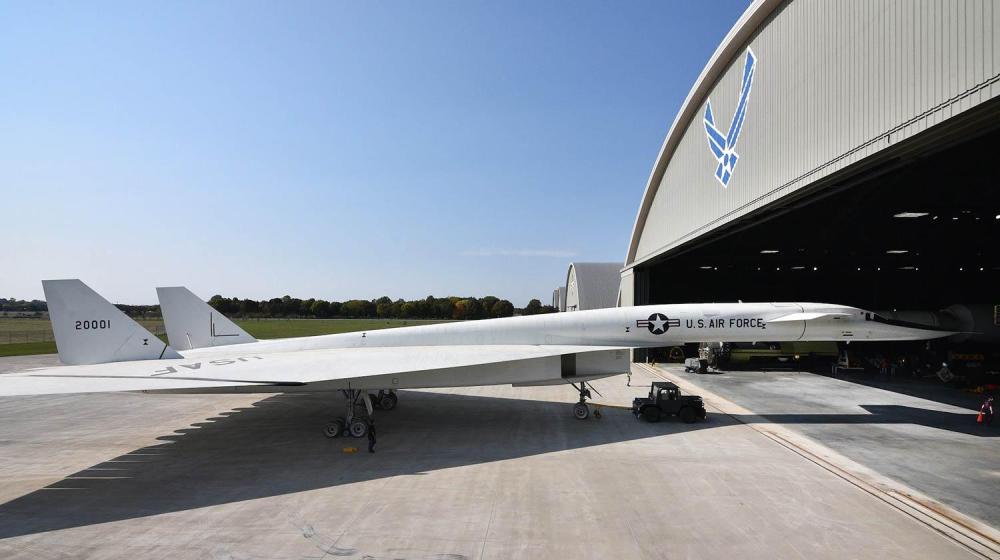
[633,362,1000,560]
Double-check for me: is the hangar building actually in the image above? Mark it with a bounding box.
[551,287,566,312]
[621,0,999,345]
[565,262,621,311]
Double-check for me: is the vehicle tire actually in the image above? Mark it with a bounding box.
[642,406,661,423]
[348,417,369,438]
[573,402,590,420]
[323,418,344,438]
[679,407,697,423]
[379,393,397,411]
[668,346,685,362]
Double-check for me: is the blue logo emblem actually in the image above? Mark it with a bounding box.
[704,48,756,188]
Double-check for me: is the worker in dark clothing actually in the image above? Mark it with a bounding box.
[979,396,994,426]
[367,421,377,452]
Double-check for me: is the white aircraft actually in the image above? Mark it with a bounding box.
[1,280,951,438]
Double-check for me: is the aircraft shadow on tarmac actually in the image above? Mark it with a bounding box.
[740,404,998,438]
[0,390,725,540]
[1,391,994,540]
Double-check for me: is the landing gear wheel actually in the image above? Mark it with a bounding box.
[323,418,345,438]
[379,392,397,411]
[348,417,369,438]
[642,407,661,423]
[679,407,697,424]
[573,402,590,420]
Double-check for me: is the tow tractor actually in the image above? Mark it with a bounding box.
[632,382,707,423]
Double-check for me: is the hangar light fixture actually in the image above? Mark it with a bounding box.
[759,249,780,254]
[995,214,999,220]
[893,212,928,218]
[699,266,714,270]
[886,249,909,254]
[792,266,805,270]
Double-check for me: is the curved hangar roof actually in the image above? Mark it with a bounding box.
[565,262,621,311]
[625,0,1000,270]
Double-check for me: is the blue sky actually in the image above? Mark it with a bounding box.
[2,1,750,306]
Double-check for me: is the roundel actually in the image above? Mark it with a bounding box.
[646,313,670,335]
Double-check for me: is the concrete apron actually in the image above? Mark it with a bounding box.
[633,363,1000,560]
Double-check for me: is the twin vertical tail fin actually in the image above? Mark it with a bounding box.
[156,287,256,351]
[42,279,182,365]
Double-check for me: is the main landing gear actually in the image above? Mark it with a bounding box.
[570,382,592,420]
[323,389,398,438]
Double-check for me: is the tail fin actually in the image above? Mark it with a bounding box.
[156,287,256,350]
[42,279,182,365]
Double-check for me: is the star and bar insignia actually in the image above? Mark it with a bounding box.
[636,313,680,335]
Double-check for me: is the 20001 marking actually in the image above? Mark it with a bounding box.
[75,319,110,330]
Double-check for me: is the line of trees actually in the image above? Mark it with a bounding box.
[1,295,558,320]
[206,295,557,320]
[0,298,46,312]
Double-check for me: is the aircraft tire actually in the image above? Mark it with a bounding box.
[380,393,397,411]
[349,417,369,438]
[573,402,590,420]
[324,418,345,438]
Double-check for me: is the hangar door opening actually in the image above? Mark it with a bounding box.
[633,109,1000,375]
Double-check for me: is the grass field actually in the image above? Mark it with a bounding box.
[0,317,451,358]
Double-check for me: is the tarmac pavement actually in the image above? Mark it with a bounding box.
[0,354,990,559]
[656,363,999,528]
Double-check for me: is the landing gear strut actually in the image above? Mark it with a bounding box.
[571,382,592,420]
[323,389,397,438]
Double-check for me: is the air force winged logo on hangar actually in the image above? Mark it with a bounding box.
[703,48,756,188]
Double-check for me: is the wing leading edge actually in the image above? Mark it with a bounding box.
[0,345,627,396]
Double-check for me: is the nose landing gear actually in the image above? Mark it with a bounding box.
[570,382,593,419]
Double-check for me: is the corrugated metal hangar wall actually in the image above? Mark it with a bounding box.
[565,263,621,311]
[623,0,1000,305]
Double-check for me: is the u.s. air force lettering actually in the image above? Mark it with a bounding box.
[637,313,680,335]
[686,318,766,329]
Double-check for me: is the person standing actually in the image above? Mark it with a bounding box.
[367,421,377,452]
[979,396,994,426]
